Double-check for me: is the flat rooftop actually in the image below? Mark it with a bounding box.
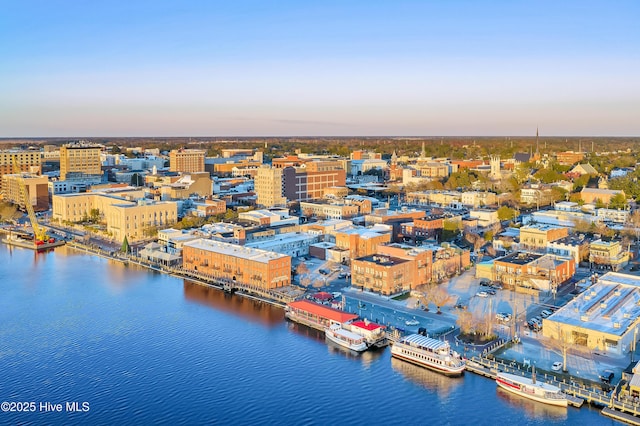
[184,239,289,263]
[496,252,544,265]
[547,272,640,336]
[358,254,409,266]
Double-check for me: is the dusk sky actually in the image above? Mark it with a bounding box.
[1,1,638,137]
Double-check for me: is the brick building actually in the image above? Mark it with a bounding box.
[182,239,291,290]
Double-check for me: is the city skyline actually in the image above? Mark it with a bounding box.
[1,1,639,137]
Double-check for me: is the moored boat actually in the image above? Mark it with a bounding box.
[496,368,568,407]
[325,324,368,352]
[391,334,465,376]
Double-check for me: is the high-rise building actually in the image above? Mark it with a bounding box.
[0,150,42,198]
[255,165,287,208]
[60,142,102,180]
[2,173,49,211]
[282,160,346,202]
[169,149,205,173]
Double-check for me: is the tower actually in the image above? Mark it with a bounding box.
[490,155,501,180]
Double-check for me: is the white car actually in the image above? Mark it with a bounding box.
[552,362,563,371]
[476,291,489,298]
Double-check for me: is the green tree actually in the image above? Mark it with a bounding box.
[496,206,517,222]
[121,235,130,253]
[609,193,627,210]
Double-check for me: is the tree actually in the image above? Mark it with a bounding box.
[514,163,531,184]
[496,206,517,222]
[626,210,640,244]
[295,263,309,285]
[430,286,453,314]
[89,208,101,223]
[456,310,475,335]
[609,193,627,210]
[121,235,130,253]
[540,323,584,373]
[464,231,485,253]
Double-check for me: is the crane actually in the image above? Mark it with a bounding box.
[11,157,49,244]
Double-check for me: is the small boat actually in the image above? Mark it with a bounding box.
[496,367,568,407]
[358,301,366,310]
[405,319,420,326]
[325,324,368,352]
[391,334,465,376]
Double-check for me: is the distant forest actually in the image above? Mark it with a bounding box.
[2,136,640,161]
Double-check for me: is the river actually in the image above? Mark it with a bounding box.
[0,244,618,425]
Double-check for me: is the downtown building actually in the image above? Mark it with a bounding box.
[169,149,206,173]
[0,149,42,199]
[60,142,103,181]
[182,239,291,290]
[254,160,346,208]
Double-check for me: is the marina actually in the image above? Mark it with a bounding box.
[325,324,368,352]
[0,242,631,425]
[496,369,568,407]
[391,334,466,377]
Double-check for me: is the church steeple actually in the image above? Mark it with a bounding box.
[421,141,426,158]
[536,126,539,154]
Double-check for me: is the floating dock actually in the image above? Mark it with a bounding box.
[465,357,584,408]
[602,407,640,425]
[2,237,65,251]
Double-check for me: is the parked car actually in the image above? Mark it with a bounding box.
[490,283,503,290]
[338,272,347,279]
[496,313,511,323]
[552,362,563,371]
[487,289,497,296]
[476,291,489,298]
[496,312,512,322]
[319,269,330,275]
[540,309,553,318]
[479,280,491,287]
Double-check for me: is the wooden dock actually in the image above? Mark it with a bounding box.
[602,407,640,425]
[465,356,584,408]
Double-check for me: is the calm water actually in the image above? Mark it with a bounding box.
[0,244,617,425]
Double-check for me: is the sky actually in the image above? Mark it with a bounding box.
[1,1,639,137]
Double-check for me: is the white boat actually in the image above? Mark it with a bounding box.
[325,324,368,352]
[405,319,420,326]
[496,368,568,407]
[391,334,465,377]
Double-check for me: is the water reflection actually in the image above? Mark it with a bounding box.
[391,357,463,397]
[325,339,385,366]
[496,387,568,421]
[285,320,325,343]
[183,280,284,327]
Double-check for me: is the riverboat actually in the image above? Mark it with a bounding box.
[496,368,568,407]
[324,324,368,352]
[391,334,465,376]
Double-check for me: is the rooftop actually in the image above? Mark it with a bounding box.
[358,254,409,266]
[547,272,640,336]
[496,252,544,265]
[184,239,289,263]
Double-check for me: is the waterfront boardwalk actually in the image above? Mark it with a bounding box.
[60,238,640,424]
[66,240,304,307]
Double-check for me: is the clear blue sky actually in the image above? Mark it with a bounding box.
[1,1,638,137]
